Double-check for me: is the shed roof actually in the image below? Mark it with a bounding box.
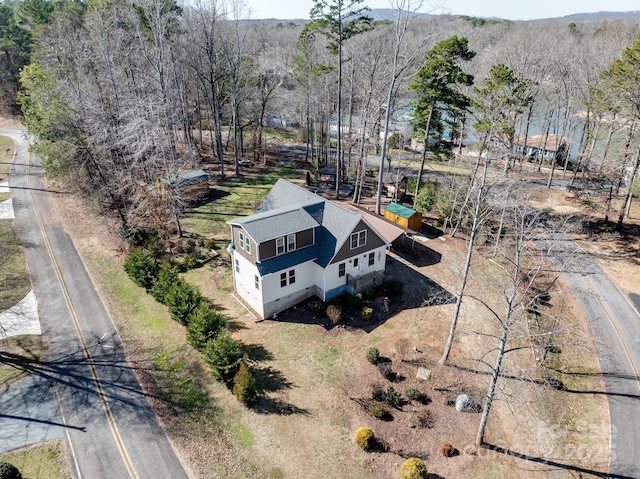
[162,168,209,186]
[385,202,417,219]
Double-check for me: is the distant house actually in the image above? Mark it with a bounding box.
[384,203,422,232]
[157,169,209,200]
[227,179,390,319]
[514,134,571,161]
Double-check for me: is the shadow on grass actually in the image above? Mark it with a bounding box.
[482,443,626,478]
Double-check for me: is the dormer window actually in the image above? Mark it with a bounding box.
[350,230,366,249]
[287,234,296,252]
[239,231,251,253]
[276,237,285,255]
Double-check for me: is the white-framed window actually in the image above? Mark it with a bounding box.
[289,269,295,284]
[235,258,239,273]
[338,263,345,277]
[287,233,296,252]
[238,231,244,249]
[245,236,251,254]
[254,275,259,290]
[368,252,375,266]
[280,272,287,287]
[350,230,366,249]
[276,237,285,255]
[353,257,359,267]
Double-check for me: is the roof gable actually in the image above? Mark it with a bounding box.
[228,179,388,269]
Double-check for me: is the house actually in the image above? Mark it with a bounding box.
[384,203,422,232]
[157,168,209,200]
[227,179,389,319]
[514,134,571,161]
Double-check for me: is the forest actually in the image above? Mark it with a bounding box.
[1,0,640,237]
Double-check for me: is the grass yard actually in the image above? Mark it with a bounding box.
[0,135,13,183]
[181,163,302,238]
[0,335,44,386]
[0,220,32,311]
[0,441,72,479]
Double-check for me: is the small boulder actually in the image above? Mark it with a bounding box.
[416,367,431,381]
[455,394,471,412]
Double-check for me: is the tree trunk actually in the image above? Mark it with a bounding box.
[414,98,435,198]
[440,159,488,364]
[617,144,640,231]
[476,319,509,447]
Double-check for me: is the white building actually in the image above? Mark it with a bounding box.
[227,179,389,319]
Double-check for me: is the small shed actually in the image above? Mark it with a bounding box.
[384,202,422,232]
[157,169,210,200]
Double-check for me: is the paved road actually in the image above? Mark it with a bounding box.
[543,234,640,478]
[1,128,190,478]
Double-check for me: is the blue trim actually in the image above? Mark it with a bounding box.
[324,284,347,301]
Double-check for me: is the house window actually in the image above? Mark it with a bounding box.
[369,252,375,266]
[238,232,244,250]
[338,263,345,277]
[350,230,366,249]
[276,237,285,255]
[289,269,296,285]
[353,257,359,267]
[235,258,239,273]
[245,236,251,254]
[254,275,259,290]
[280,272,287,287]
[287,234,296,252]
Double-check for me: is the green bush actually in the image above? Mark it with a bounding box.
[363,288,376,298]
[366,347,380,365]
[414,180,438,213]
[186,303,226,352]
[123,248,159,290]
[382,386,402,408]
[386,281,402,296]
[204,330,244,386]
[397,458,427,479]
[0,462,22,479]
[361,306,373,320]
[370,404,385,419]
[354,427,375,451]
[166,279,203,326]
[149,263,180,304]
[405,386,420,401]
[345,293,362,309]
[183,254,198,269]
[233,361,258,404]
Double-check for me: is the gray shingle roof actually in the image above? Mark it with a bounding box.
[227,179,385,272]
[229,206,318,243]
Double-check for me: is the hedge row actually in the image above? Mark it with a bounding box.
[124,249,256,404]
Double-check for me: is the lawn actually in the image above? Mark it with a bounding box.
[0,441,72,479]
[181,163,302,238]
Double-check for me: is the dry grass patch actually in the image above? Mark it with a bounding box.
[0,440,72,479]
[0,335,44,386]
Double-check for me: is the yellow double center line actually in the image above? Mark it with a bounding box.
[569,256,640,393]
[25,152,140,479]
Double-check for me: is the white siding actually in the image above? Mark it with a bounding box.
[323,245,387,298]
[233,251,265,317]
[261,260,318,303]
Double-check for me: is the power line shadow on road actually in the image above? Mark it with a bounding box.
[481,443,629,478]
[0,413,85,431]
